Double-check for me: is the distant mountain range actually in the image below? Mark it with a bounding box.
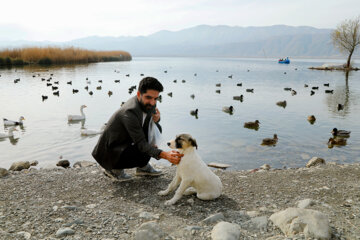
[0,25,353,57]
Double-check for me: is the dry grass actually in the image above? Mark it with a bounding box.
[0,47,131,65]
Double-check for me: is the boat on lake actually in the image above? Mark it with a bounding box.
[278,57,290,64]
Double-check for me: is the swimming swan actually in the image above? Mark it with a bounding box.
[68,105,87,121]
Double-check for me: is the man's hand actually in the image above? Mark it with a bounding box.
[152,108,160,123]
[160,150,183,165]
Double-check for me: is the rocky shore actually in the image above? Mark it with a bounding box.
[1,160,360,240]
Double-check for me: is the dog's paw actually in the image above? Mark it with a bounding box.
[158,190,168,196]
[164,200,175,206]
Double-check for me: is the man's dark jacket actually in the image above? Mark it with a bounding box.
[92,96,162,170]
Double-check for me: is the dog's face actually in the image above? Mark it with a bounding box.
[167,134,198,150]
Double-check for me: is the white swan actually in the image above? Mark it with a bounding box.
[80,124,106,136]
[3,116,25,126]
[68,105,87,121]
[0,127,17,138]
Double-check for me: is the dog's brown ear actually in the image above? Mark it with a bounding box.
[190,138,198,149]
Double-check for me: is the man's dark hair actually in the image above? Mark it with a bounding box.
[138,77,163,94]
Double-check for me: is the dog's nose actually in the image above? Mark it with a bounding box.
[167,142,170,146]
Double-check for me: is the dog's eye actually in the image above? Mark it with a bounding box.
[175,138,183,148]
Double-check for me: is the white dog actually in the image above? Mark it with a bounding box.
[158,134,223,205]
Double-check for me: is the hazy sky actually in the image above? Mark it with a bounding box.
[0,0,359,42]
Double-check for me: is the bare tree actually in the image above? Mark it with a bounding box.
[331,17,360,69]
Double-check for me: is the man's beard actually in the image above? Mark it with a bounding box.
[139,99,156,114]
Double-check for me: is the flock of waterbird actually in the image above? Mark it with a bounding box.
[1,67,351,148]
[187,69,350,147]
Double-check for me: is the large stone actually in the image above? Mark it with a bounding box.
[0,168,9,178]
[17,231,31,239]
[133,221,164,240]
[269,208,330,239]
[211,221,241,240]
[73,160,97,168]
[9,161,30,171]
[56,160,70,168]
[306,157,325,168]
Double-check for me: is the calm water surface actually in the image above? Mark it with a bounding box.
[0,57,359,170]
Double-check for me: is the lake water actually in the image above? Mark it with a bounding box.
[1,57,359,170]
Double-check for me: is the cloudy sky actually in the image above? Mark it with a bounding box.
[0,0,359,42]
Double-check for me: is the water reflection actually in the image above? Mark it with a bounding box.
[326,71,353,116]
[0,135,19,145]
[328,137,347,148]
[9,136,20,145]
[68,119,86,127]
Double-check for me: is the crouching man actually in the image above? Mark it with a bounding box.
[92,77,183,180]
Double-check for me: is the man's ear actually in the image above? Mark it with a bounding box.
[137,91,141,100]
[190,138,198,149]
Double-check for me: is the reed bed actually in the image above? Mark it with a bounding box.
[0,47,131,66]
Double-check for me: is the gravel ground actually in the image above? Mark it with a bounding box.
[1,162,360,239]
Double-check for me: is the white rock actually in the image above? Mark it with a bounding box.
[86,204,97,209]
[297,199,314,209]
[133,221,164,240]
[55,227,75,238]
[269,208,330,239]
[17,231,31,239]
[53,206,58,211]
[73,160,97,168]
[306,157,325,168]
[202,213,224,224]
[260,164,271,170]
[211,221,241,240]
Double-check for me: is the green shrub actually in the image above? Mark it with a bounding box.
[102,56,122,62]
[0,57,4,66]
[38,57,52,65]
[5,57,12,66]
[12,59,27,66]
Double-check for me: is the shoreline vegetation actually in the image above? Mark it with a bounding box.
[309,63,360,71]
[0,47,132,66]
